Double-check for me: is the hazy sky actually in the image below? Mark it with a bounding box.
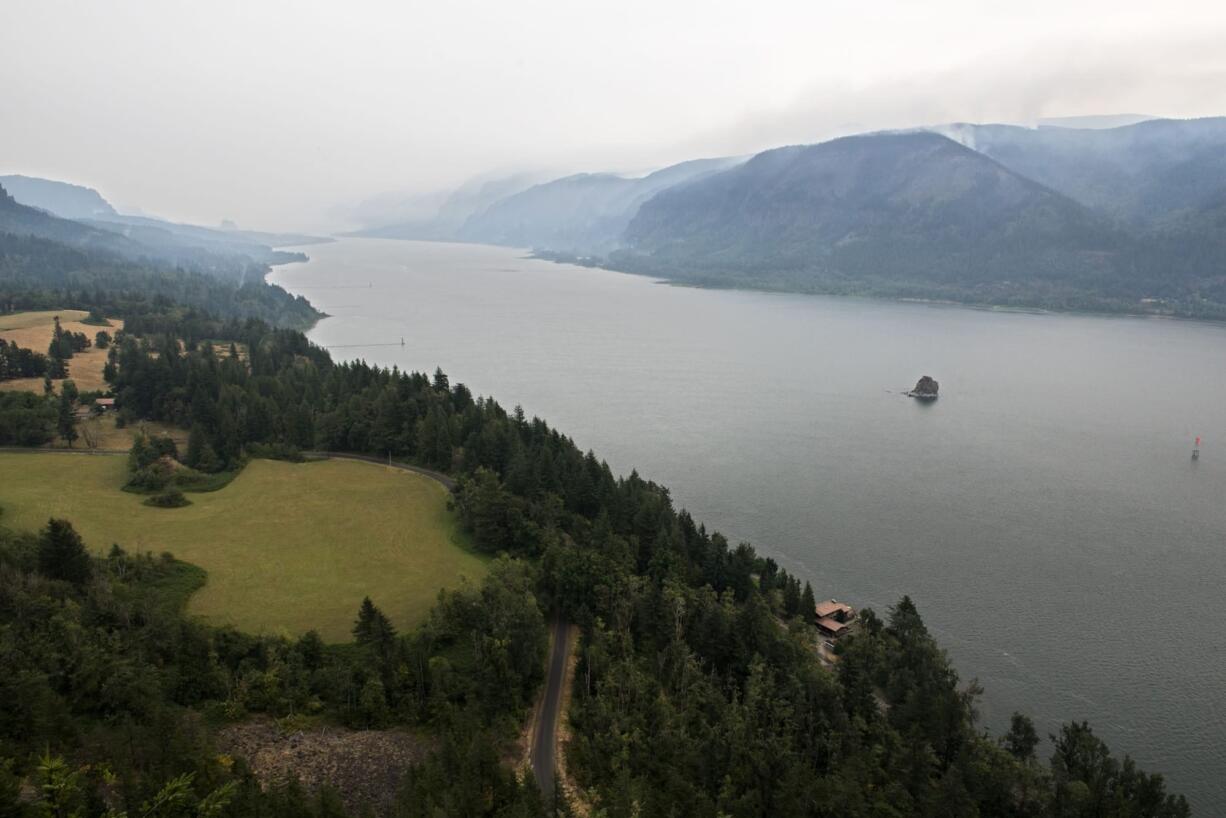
[4,0,1226,231]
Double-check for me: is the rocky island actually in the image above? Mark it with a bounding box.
[908,375,939,400]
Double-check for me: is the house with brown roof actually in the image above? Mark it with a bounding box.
[815,599,855,624]
[816,617,851,638]
[814,599,857,640]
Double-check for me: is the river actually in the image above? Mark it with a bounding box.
[271,237,1226,813]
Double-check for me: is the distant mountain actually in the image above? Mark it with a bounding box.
[0,174,328,269]
[621,132,1120,283]
[607,128,1226,317]
[0,174,117,220]
[217,225,333,248]
[940,118,1226,225]
[0,183,321,327]
[78,214,310,267]
[456,157,743,254]
[344,172,547,240]
[0,182,142,256]
[1035,114,1156,130]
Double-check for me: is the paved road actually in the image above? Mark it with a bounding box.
[532,619,573,800]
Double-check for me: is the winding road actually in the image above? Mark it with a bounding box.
[532,619,574,800]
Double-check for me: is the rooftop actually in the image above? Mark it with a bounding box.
[815,599,854,618]
[816,617,850,634]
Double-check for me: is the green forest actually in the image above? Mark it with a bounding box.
[0,247,1192,815]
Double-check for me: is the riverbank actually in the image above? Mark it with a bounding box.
[528,247,1226,323]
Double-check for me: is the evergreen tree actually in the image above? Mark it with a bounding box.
[800,581,817,625]
[38,519,92,585]
[432,367,449,392]
[46,345,67,378]
[782,577,801,618]
[56,391,77,447]
[353,597,396,649]
[186,424,206,468]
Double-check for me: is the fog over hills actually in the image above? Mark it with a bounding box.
[456,157,743,254]
[940,117,1226,223]
[344,172,548,241]
[8,114,1226,319]
[0,174,118,220]
[0,181,320,326]
[355,116,1226,318]
[0,175,330,270]
[616,132,1122,289]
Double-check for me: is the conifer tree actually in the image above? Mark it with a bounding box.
[57,392,77,447]
[353,596,396,649]
[800,581,817,625]
[38,519,92,585]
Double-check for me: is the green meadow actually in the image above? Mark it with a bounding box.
[0,454,485,641]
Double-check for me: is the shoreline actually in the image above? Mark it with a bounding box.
[293,236,1225,327]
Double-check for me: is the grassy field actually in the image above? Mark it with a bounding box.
[0,454,485,641]
[0,309,122,394]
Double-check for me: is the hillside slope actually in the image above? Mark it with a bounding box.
[615,132,1161,309]
[0,174,118,219]
[0,183,321,326]
[458,157,742,253]
[942,117,1226,225]
[0,181,144,256]
[2,174,326,264]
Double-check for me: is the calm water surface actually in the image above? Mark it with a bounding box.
[273,238,1226,813]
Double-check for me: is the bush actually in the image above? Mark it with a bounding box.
[144,487,190,508]
[126,463,173,492]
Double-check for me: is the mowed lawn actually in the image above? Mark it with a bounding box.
[0,454,486,641]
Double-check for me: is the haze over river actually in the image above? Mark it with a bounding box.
[273,238,1226,813]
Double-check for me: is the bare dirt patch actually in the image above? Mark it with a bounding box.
[209,341,249,363]
[217,719,432,816]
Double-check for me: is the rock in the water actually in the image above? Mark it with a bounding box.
[908,375,939,400]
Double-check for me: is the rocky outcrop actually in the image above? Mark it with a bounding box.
[908,375,939,400]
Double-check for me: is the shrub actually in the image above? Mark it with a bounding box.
[144,487,190,508]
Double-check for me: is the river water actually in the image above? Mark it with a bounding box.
[271,238,1226,812]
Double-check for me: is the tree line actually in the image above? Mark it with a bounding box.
[0,517,549,817]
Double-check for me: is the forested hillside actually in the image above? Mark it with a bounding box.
[612,131,1226,317]
[0,184,321,328]
[942,118,1226,225]
[0,287,1190,816]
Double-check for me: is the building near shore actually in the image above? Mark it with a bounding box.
[815,599,856,639]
